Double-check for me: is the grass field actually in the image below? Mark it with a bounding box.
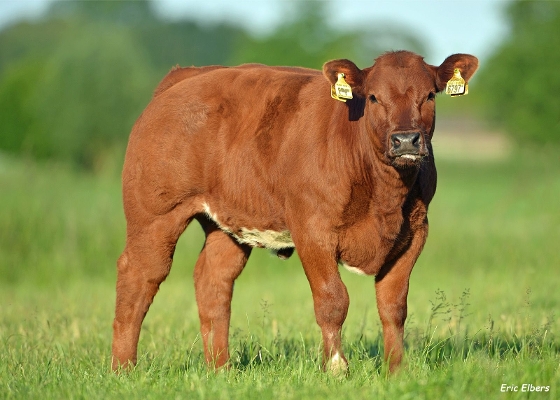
[1,145,559,399]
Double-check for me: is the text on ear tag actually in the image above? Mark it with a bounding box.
[331,73,353,102]
[446,68,468,96]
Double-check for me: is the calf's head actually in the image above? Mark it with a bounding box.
[323,51,478,169]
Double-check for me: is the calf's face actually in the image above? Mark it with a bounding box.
[323,51,478,169]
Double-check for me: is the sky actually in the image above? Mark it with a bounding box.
[0,0,511,65]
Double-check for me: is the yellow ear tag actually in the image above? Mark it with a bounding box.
[445,68,468,96]
[331,73,353,102]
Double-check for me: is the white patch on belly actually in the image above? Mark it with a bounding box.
[235,228,294,249]
[340,261,367,276]
[202,202,294,249]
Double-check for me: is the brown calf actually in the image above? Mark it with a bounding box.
[111,51,478,373]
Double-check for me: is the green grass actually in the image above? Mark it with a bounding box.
[1,148,559,399]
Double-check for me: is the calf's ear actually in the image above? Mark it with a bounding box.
[434,54,479,92]
[323,59,365,95]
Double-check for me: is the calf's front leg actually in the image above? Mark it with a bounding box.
[296,241,350,374]
[375,222,428,372]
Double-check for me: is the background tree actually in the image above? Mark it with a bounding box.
[476,0,560,145]
[0,1,245,170]
[0,22,157,169]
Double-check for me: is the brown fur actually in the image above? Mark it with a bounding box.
[112,51,478,373]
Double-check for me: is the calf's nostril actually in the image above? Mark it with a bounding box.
[411,133,420,148]
[391,134,402,149]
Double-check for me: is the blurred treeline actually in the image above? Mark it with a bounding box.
[0,0,559,171]
[476,0,560,145]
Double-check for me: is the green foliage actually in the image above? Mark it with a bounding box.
[476,0,560,145]
[47,0,156,24]
[0,1,247,169]
[0,61,41,154]
[0,23,156,169]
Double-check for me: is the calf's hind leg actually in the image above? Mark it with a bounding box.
[111,208,190,371]
[194,219,251,368]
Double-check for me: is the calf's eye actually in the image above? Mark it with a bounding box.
[427,92,436,101]
[369,94,378,103]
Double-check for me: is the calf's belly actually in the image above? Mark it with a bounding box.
[202,202,294,249]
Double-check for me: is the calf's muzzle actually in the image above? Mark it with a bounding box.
[390,132,424,156]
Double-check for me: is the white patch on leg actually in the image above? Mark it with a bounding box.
[329,352,348,374]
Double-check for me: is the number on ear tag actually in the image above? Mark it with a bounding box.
[446,68,468,96]
[331,73,353,102]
